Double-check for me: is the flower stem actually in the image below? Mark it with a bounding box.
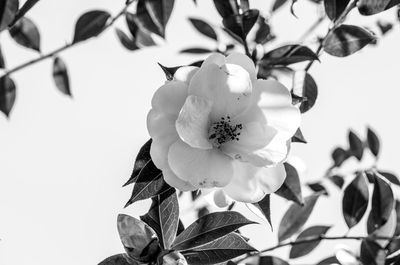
[1,0,136,78]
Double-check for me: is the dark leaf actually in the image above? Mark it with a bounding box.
[377,20,393,35]
[324,24,376,57]
[259,256,289,265]
[52,57,71,97]
[124,139,152,186]
[261,45,319,66]
[140,189,179,249]
[358,0,400,15]
[180,47,213,54]
[126,12,139,37]
[177,219,185,236]
[182,232,256,265]
[73,10,111,43]
[342,172,369,228]
[222,9,259,41]
[9,17,40,52]
[378,171,400,186]
[291,128,307,143]
[135,0,162,37]
[307,182,328,195]
[329,174,345,188]
[136,28,156,47]
[172,211,256,250]
[278,194,320,242]
[213,0,236,18]
[240,0,250,11]
[276,163,304,205]
[289,225,331,258]
[222,27,244,44]
[115,28,138,51]
[98,254,131,265]
[316,256,340,265]
[331,147,349,167]
[0,44,5,68]
[0,75,16,117]
[367,172,394,233]
[292,72,318,113]
[144,0,175,38]
[0,0,19,32]
[157,63,179,81]
[254,16,273,45]
[348,130,364,160]
[367,127,380,157]
[324,0,350,21]
[253,194,272,229]
[360,240,386,265]
[197,206,210,219]
[10,0,40,26]
[272,0,289,12]
[124,161,171,207]
[189,18,218,40]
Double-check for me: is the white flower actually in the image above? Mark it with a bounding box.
[147,53,301,203]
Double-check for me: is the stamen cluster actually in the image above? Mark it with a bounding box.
[208,115,242,147]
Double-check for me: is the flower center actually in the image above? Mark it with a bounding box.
[208,115,242,148]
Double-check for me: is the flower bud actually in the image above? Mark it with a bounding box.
[162,251,187,265]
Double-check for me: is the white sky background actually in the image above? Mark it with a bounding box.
[0,0,399,264]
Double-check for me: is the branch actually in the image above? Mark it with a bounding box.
[305,0,359,72]
[1,0,136,78]
[235,234,397,263]
[298,15,326,43]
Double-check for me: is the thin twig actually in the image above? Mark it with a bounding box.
[298,15,326,43]
[1,0,136,78]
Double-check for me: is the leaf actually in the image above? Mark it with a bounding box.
[348,130,364,160]
[254,16,273,45]
[124,139,152,186]
[276,163,304,205]
[222,9,259,41]
[115,28,138,51]
[289,225,331,258]
[307,182,328,196]
[213,0,236,18]
[9,17,40,52]
[98,254,131,265]
[0,44,5,68]
[316,256,340,265]
[261,45,319,66]
[324,24,376,57]
[125,12,139,37]
[331,147,349,167]
[73,10,111,43]
[124,161,171,207]
[376,20,393,35]
[0,0,19,32]
[291,128,307,143]
[278,194,320,242]
[324,0,350,21]
[10,0,40,26]
[144,0,175,38]
[292,71,318,113]
[358,0,400,15]
[136,29,156,47]
[182,232,256,265]
[140,189,179,249]
[52,57,71,97]
[329,174,345,188]
[135,0,162,37]
[378,171,400,186]
[360,240,386,265]
[272,0,289,12]
[180,48,213,54]
[342,172,369,228]
[259,256,289,265]
[172,211,256,251]
[367,127,380,157]
[189,18,217,40]
[253,194,272,229]
[0,75,16,117]
[367,172,394,233]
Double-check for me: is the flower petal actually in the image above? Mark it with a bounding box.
[147,109,177,139]
[151,136,178,170]
[189,63,252,121]
[151,81,188,115]
[226,53,257,81]
[213,189,232,208]
[202,53,226,67]
[174,66,199,85]
[163,168,197,191]
[223,161,286,203]
[176,95,213,149]
[168,139,233,188]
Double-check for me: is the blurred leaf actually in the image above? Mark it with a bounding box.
[307,182,328,195]
[316,256,340,265]
[358,0,400,15]
[278,194,320,242]
[180,47,213,54]
[376,20,393,35]
[172,211,256,250]
[10,0,40,26]
[342,172,369,228]
[197,206,210,219]
[213,0,236,18]
[367,172,394,233]
[182,232,256,265]
[0,75,16,117]
[222,9,259,41]
[144,0,175,38]
[0,0,19,32]
[259,256,289,265]
[378,171,400,186]
[261,45,319,66]
[124,161,171,207]
[289,225,331,258]
[98,254,131,265]
[276,163,304,205]
[73,10,110,43]
[324,24,376,57]
[9,17,40,52]
[125,12,139,37]
[293,72,318,113]
[291,128,307,143]
[253,194,272,229]
[189,18,218,40]
[115,28,138,51]
[0,44,5,68]
[272,0,289,12]
[135,0,162,37]
[329,174,345,188]
[324,0,350,21]
[348,130,364,160]
[124,139,152,186]
[367,127,380,157]
[240,0,250,11]
[136,28,156,47]
[331,147,349,167]
[360,240,386,265]
[52,57,71,97]
[140,189,179,249]
[254,16,273,45]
